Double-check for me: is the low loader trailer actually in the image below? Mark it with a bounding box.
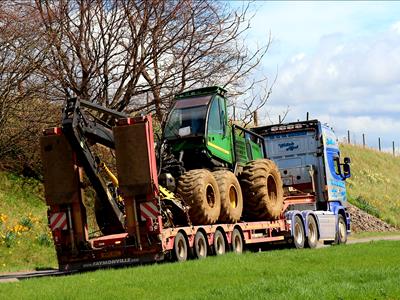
[40,89,351,271]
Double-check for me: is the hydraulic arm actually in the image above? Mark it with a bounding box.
[61,97,127,233]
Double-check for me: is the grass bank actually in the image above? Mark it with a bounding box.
[0,172,57,272]
[1,241,399,299]
[341,144,400,227]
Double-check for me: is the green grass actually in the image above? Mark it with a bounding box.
[0,172,57,272]
[341,144,400,228]
[1,241,400,299]
[349,231,400,239]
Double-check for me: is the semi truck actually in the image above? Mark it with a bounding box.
[40,87,351,270]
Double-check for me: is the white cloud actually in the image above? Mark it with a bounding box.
[236,2,400,150]
[391,21,400,34]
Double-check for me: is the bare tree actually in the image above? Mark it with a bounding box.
[0,3,56,174]
[34,0,271,122]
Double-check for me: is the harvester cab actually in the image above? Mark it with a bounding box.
[162,86,264,173]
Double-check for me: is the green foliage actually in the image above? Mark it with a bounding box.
[4,231,16,248]
[349,195,381,218]
[36,233,52,247]
[1,241,400,299]
[341,144,400,228]
[19,216,34,229]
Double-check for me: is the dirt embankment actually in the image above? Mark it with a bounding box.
[348,204,397,232]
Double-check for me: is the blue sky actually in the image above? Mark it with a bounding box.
[236,1,400,151]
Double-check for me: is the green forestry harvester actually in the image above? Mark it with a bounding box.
[160,86,284,224]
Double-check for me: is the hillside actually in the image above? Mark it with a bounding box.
[0,172,57,272]
[341,144,400,228]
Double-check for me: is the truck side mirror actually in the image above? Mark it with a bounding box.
[342,157,351,179]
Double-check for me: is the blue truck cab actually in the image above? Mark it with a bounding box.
[253,120,351,244]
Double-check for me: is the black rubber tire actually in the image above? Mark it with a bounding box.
[231,228,244,254]
[176,169,220,225]
[194,231,208,259]
[334,215,348,245]
[213,230,226,256]
[293,215,305,249]
[240,159,284,220]
[305,215,319,249]
[213,170,243,223]
[173,232,188,262]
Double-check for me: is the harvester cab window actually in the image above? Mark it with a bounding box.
[164,96,211,139]
[207,97,224,135]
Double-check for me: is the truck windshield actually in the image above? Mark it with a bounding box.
[164,105,208,139]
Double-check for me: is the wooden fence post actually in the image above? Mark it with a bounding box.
[393,141,395,156]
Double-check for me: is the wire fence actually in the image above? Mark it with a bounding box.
[342,130,399,157]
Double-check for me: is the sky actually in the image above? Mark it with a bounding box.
[238,1,400,152]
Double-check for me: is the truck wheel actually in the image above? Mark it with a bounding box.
[334,215,348,245]
[194,231,208,259]
[213,230,226,256]
[213,170,243,223]
[305,215,319,249]
[231,228,244,254]
[240,159,284,220]
[177,169,221,225]
[293,215,305,249]
[173,232,188,262]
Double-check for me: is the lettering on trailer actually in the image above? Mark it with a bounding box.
[50,212,67,231]
[140,202,159,221]
[278,142,299,151]
[82,258,139,268]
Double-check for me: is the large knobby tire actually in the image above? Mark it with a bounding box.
[177,169,221,225]
[213,170,243,223]
[240,159,284,220]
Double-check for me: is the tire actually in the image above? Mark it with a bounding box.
[293,215,305,249]
[213,230,226,256]
[231,228,244,254]
[334,215,348,245]
[213,170,243,223]
[194,231,208,259]
[173,232,188,262]
[305,215,319,249]
[240,159,284,220]
[177,169,221,225]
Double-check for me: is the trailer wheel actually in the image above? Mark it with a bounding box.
[194,231,208,259]
[305,215,319,249]
[213,170,243,223]
[173,232,188,262]
[334,215,348,245]
[293,215,305,249]
[177,169,221,225]
[240,159,284,220]
[213,230,226,256]
[231,228,244,254]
